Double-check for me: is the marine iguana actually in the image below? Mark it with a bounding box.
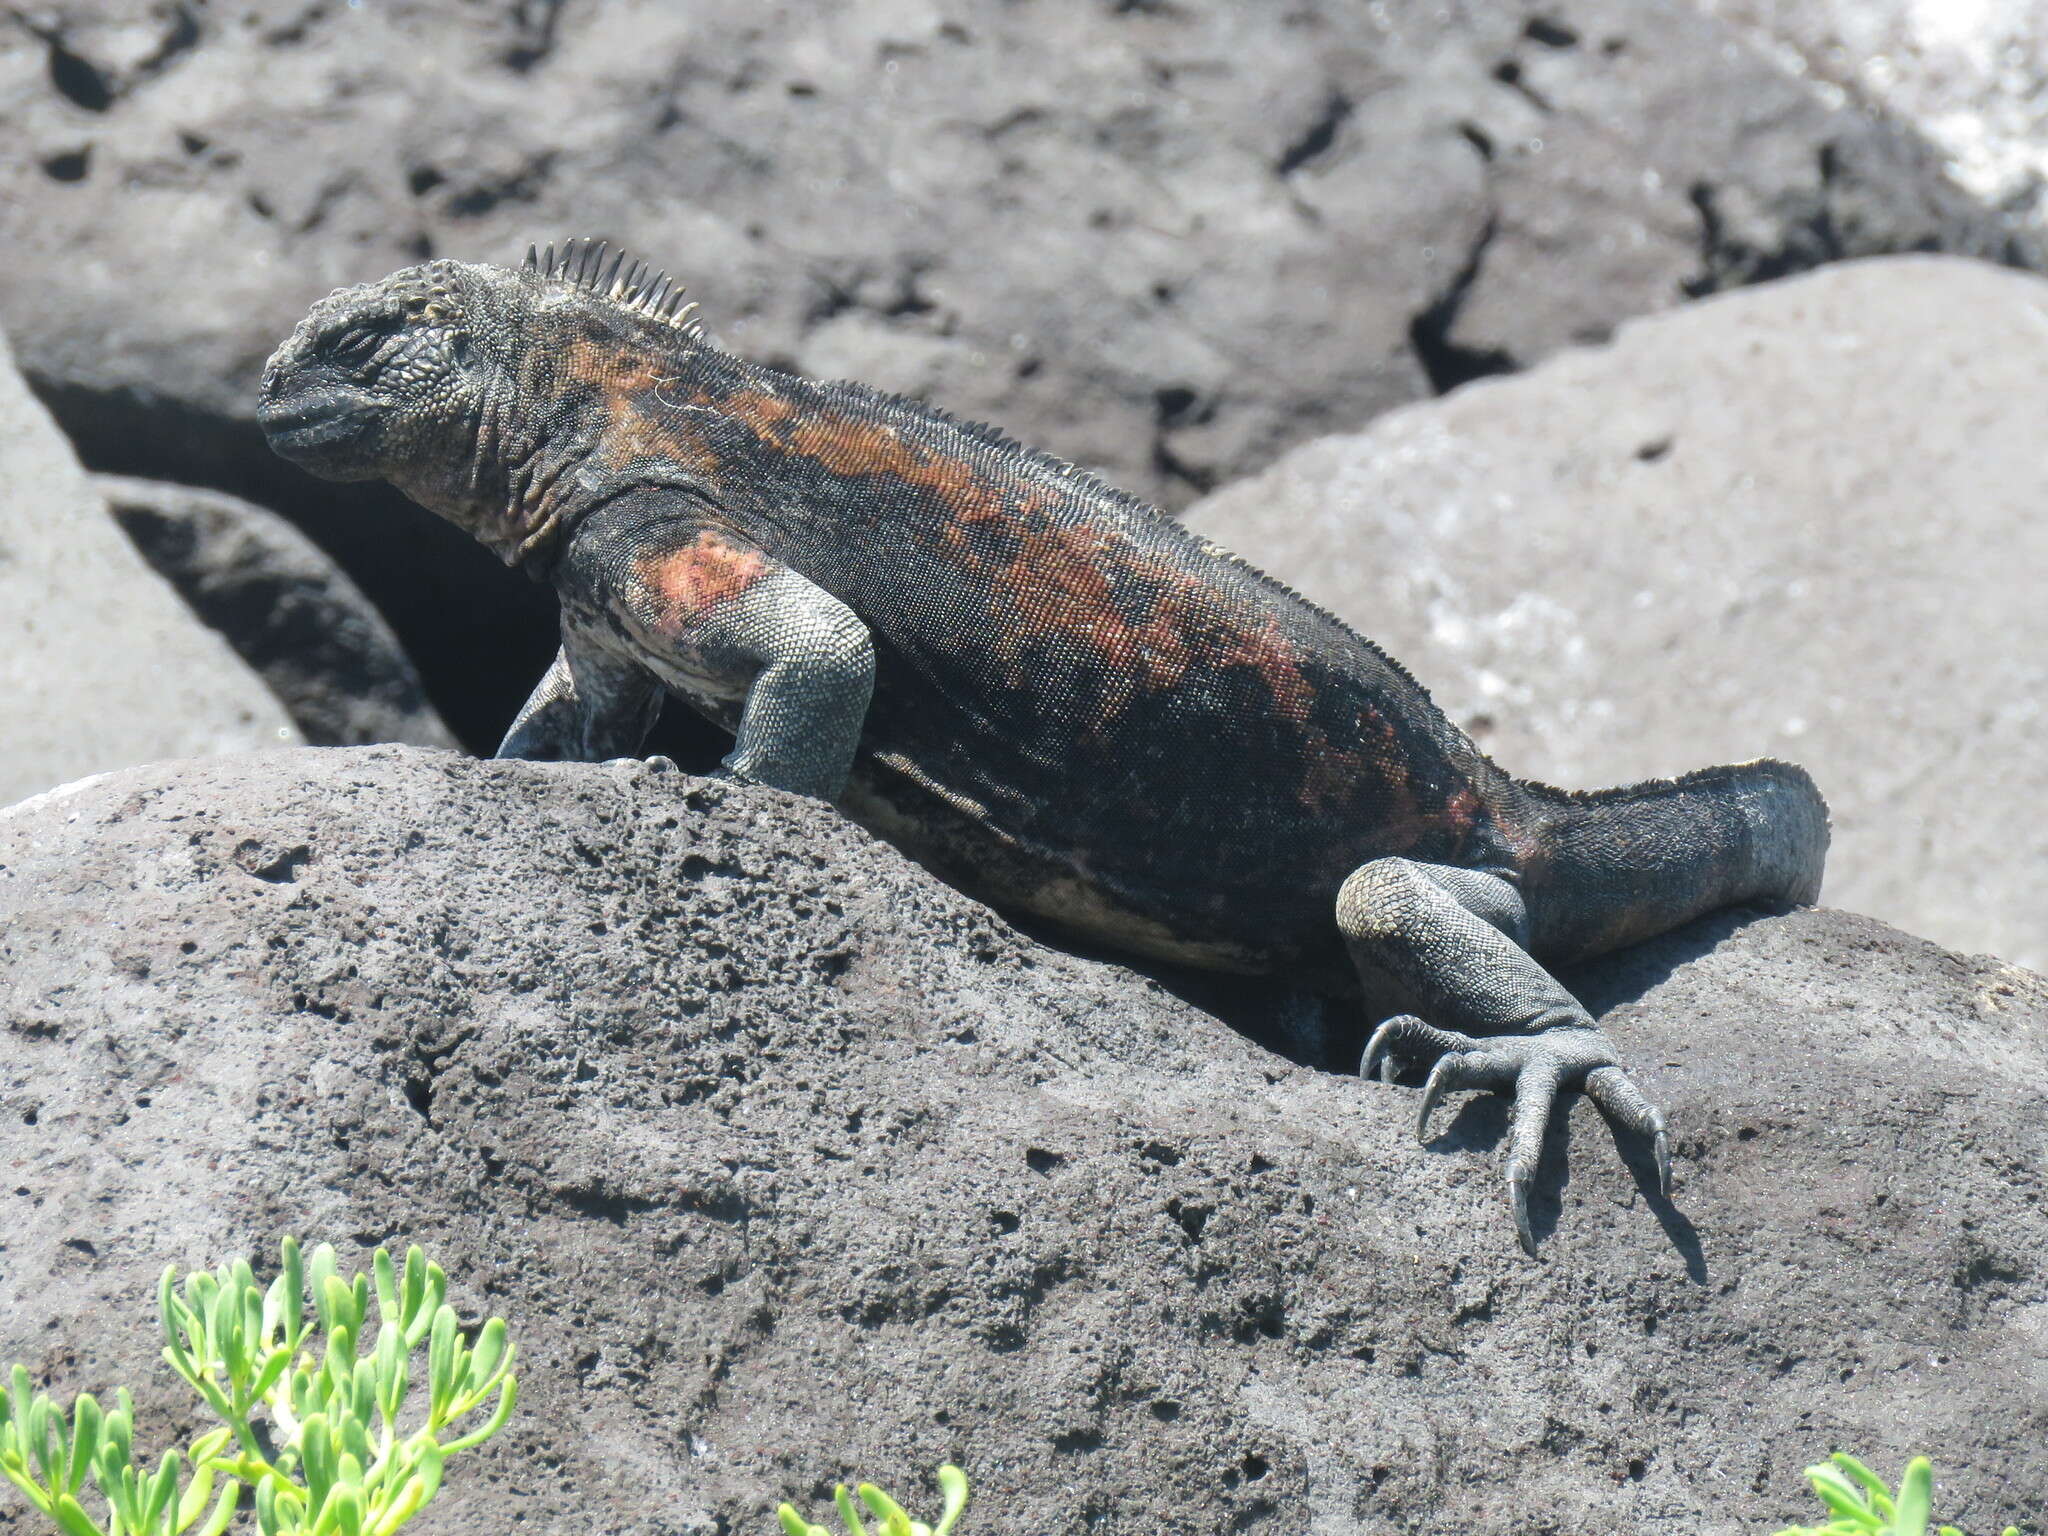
[258,239,1830,1249]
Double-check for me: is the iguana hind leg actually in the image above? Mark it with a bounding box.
[1336,857,1670,1252]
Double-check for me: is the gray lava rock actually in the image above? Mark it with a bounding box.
[0,0,2034,514]
[0,327,298,808]
[3,0,2032,751]
[1185,254,2048,971]
[0,746,2042,1535]
[92,473,457,750]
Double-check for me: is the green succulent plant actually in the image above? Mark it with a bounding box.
[1775,1453,2020,1536]
[0,1238,516,1536]
[776,1464,968,1536]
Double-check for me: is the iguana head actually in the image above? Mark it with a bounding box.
[259,240,702,565]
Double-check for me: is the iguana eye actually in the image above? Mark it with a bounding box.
[327,324,392,369]
[448,333,475,369]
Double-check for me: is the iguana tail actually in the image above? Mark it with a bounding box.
[1519,758,1830,965]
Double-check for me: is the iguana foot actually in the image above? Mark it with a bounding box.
[1362,1016,1671,1253]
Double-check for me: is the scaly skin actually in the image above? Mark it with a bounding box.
[259,240,1830,1250]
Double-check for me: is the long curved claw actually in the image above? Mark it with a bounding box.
[1585,1064,1672,1195]
[1503,1056,1563,1255]
[1363,1021,1669,1251]
[1414,1046,1515,1141]
[1361,1014,1480,1085]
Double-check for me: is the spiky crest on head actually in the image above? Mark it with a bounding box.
[523,237,703,338]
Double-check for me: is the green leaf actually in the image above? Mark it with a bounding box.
[1827,1453,1894,1502]
[9,1366,37,1461]
[440,1377,515,1456]
[156,1272,190,1376]
[398,1253,440,1350]
[399,1441,441,1512]
[1893,1458,1933,1536]
[322,1280,359,1356]
[372,1254,399,1339]
[425,1312,456,1426]
[52,1490,108,1536]
[1803,1467,1881,1529]
[308,1249,340,1337]
[247,1347,294,1413]
[932,1466,968,1536]
[29,1391,60,1487]
[3,1453,59,1516]
[776,1508,823,1536]
[363,1443,441,1536]
[372,1326,406,1428]
[301,1416,335,1507]
[173,1460,215,1534]
[99,1404,133,1486]
[252,1471,281,1536]
[856,1485,913,1536]
[68,1395,103,1496]
[332,1484,364,1536]
[141,1452,182,1536]
[191,1479,241,1536]
[462,1321,507,1403]
[832,1486,868,1536]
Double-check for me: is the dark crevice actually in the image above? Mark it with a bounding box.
[1407,217,1516,392]
[39,30,115,112]
[1491,58,1552,113]
[1682,174,1848,296]
[402,1074,434,1122]
[557,1183,666,1224]
[40,147,90,182]
[1524,15,1579,48]
[443,152,556,218]
[1457,122,1494,162]
[133,4,201,82]
[1150,385,1218,495]
[503,0,566,72]
[1275,92,1351,176]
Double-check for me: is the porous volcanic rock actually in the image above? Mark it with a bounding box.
[0,0,2038,745]
[0,747,2042,1535]
[93,474,457,750]
[1697,0,2048,235]
[0,328,298,808]
[1184,254,2048,970]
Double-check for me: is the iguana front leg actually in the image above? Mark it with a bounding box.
[1337,857,1670,1252]
[518,501,876,800]
[498,641,665,761]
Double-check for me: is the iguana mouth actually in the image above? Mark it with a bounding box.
[257,394,373,463]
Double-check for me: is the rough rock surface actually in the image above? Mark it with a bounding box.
[1,747,2042,1536]
[1184,255,2048,970]
[0,328,298,808]
[0,0,2038,746]
[1698,0,2048,235]
[92,474,457,750]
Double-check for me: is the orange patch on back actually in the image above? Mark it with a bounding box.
[987,526,1203,720]
[635,532,769,628]
[713,387,1017,524]
[560,338,721,476]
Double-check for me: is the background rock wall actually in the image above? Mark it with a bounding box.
[2,0,2037,751]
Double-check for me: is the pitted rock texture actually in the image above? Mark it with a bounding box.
[0,747,2042,1535]
[93,474,457,750]
[0,327,298,808]
[0,0,2038,746]
[1184,255,2048,971]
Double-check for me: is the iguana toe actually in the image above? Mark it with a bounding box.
[1363,1018,1668,1251]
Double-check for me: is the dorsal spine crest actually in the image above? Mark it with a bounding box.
[524,237,703,337]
